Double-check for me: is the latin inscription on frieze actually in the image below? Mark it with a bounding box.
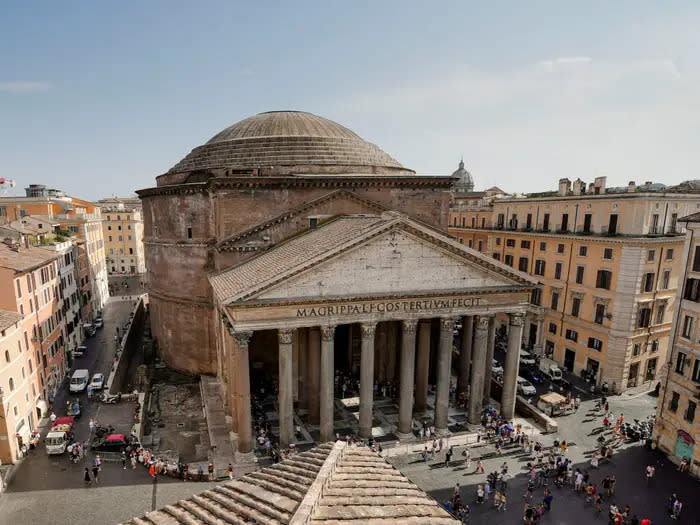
[296,297,482,318]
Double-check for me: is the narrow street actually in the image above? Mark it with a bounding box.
[6,298,147,492]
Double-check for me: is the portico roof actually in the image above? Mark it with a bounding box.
[209,212,537,306]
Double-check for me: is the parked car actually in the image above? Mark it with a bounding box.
[522,367,544,384]
[91,433,139,453]
[89,373,105,391]
[94,317,104,329]
[519,350,536,367]
[85,324,96,337]
[69,369,90,392]
[73,345,87,358]
[517,376,537,396]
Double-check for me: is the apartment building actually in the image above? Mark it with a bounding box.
[0,239,64,458]
[97,199,146,275]
[0,184,109,319]
[0,310,33,463]
[654,212,700,475]
[450,177,700,393]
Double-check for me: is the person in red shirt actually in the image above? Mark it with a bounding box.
[640,519,651,525]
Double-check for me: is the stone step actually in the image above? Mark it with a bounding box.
[207,487,291,523]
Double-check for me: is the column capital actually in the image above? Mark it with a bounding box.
[360,323,376,338]
[278,328,293,345]
[509,312,525,327]
[320,325,336,342]
[233,331,253,348]
[402,319,418,334]
[475,315,490,331]
[439,317,458,332]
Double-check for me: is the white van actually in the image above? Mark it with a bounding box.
[69,369,90,392]
[519,351,536,367]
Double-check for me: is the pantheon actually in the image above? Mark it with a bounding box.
[138,111,536,460]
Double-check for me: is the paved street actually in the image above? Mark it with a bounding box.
[5,298,142,493]
[390,392,699,524]
[108,274,146,298]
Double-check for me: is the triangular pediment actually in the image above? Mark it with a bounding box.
[216,190,388,252]
[255,228,528,301]
[210,213,536,305]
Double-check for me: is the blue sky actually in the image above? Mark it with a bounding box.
[1,1,698,199]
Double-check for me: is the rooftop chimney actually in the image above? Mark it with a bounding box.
[593,176,607,195]
[558,178,571,197]
[628,181,636,193]
[572,179,585,196]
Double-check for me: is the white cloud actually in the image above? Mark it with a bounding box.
[0,82,50,93]
[538,56,592,71]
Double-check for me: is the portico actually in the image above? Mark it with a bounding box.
[210,213,537,458]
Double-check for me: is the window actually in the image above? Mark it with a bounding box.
[470,217,475,228]
[603,248,613,260]
[669,391,680,412]
[542,213,550,231]
[608,214,618,234]
[526,213,532,230]
[118,235,123,241]
[651,214,660,234]
[495,237,501,246]
[187,227,193,239]
[633,343,641,357]
[530,288,542,306]
[539,242,546,251]
[461,217,466,227]
[642,273,655,292]
[453,217,457,227]
[550,291,559,311]
[686,401,697,423]
[497,214,505,228]
[504,254,513,267]
[565,329,578,342]
[468,240,473,248]
[638,307,652,328]
[575,266,585,284]
[557,243,565,254]
[561,213,569,232]
[493,253,501,261]
[676,352,688,375]
[534,260,545,276]
[481,217,486,228]
[548,322,557,334]
[594,303,606,325]
[655,303,665,324]
[15,280,21,298]
[666,249,674,261]
[8,377,14,391]
[693,245,700,272]
[596,270,612,290]
[692,359,700,383]
[509,214,518,229]
[571,297,581,317]
[4,350,9,362]
[554,262,563,280]
[647,249,655,262]
[518,257,529,272]
[582,213,592,233]
[685,278,700,302]
[521,240,531,249]
[588,337,603,351]
[579,246,588,256]
[662,270,670,290]
[506,239,515,247]
[108,235,112,242]
[478,240,482,251]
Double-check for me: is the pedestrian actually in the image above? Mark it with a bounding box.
[476,485,484,504]
[672,498,682,520]
[89,418,95,434]
[483,481,490,502]
[445,446,452,467]
[226,463,234,480]
[92,463,100,485]
[543,489,553,511]
[454,482,460,497]
[645,464,655,486]
[83,467,92,486]
[208,462,215,481]
[121,451,127,469]
[499,492,507,512]
[50,411,57,424]
[493,490,501,509]
[594,494,602,514]
[523,479,534,501]
[474,459,484,473]
[131,453,137,469]
[419,427,424,441]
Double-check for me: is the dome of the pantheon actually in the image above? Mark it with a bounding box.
[169,111,414,176]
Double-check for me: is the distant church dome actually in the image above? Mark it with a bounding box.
[451,158,474,192]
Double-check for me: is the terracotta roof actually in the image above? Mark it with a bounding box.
[0,310,22,332]
[122,442,457,525]
[0,243,58,272]
[209,212,537,304]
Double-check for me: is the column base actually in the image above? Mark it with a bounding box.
[235,450,256,465]
[396,431,416,442]
[434,427,451,437]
